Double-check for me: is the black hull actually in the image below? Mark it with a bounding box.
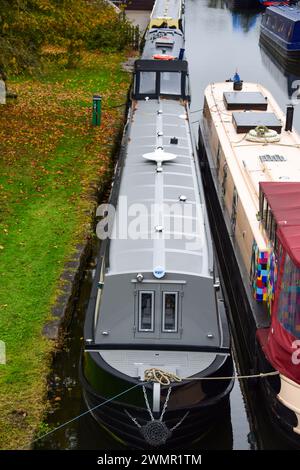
[260,31,300,66]
[80,351,234,449]
[197,123,300,448]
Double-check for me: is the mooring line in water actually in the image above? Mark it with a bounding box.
[24,371,280,447]
[21,382,143,449]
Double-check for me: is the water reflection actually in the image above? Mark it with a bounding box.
[186,0,300,131]
[260,42,300,100]
[206,0,227,8]
[231,10,258,32]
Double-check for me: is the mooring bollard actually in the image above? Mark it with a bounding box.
[92,95,101,126]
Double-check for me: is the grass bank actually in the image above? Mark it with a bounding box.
[0,49,131,449]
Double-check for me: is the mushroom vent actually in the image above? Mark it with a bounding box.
[143,148,176,172]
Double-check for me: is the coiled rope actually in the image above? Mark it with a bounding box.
[144,368,182,385]
[144,367,279,384]
[246,125,280,143]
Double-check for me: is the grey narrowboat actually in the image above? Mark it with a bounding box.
[81,0,234,449]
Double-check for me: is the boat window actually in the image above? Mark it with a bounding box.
[138,291,154,332]
[162,292,178,332]
[160,72,181,95]
[185,76,190,99]
[259,189,278,247]
[140,72,156,94]
[216,143,221,173]
[266,205,272,234]
[263,196,268,224]
[277,253,300,339]
[221,163,228,197]
[231,187,238,235]
[270,217,277,247]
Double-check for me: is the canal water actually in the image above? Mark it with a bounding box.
[35,1,299,451]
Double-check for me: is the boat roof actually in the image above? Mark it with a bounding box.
[260,181,300,266]
[204,82,300,253]
[266,5,300,22]
[108,98,212,278]
[142,28,184,60]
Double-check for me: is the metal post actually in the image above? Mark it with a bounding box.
[92,95,101,126]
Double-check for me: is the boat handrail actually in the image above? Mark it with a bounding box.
[84,343,230,353]
[186,105,214,274]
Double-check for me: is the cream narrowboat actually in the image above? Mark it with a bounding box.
[198,80,300,446]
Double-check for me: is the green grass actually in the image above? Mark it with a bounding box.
[0,49,131,449]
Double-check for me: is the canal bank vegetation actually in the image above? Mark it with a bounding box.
[0,0,133,450]
[0,0,133,76]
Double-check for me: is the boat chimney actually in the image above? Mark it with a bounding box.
[285,105,294,132]
[179,48,185,60]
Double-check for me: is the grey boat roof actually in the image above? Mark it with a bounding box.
[142,28,184,60]
[107,99,212,278]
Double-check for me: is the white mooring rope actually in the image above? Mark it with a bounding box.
[143,367,279,385]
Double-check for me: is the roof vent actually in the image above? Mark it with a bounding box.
[170,137,178,144]
[260,154,286,162]
[143,148,176,171]
[155,225,163,232]
[157,131,163,137]
[179,195,187,202]
[157,109,163,115]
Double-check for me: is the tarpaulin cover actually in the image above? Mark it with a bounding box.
[260,182,300,267]
[257,321,300,385]
[258,182,300,384]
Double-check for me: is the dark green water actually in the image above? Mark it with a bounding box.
[35,0,299,450]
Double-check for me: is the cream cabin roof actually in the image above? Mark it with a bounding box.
[204,82,300,252]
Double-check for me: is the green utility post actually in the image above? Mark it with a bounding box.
[92,95,101,126]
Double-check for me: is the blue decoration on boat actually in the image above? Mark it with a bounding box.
[233,71,241,82]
